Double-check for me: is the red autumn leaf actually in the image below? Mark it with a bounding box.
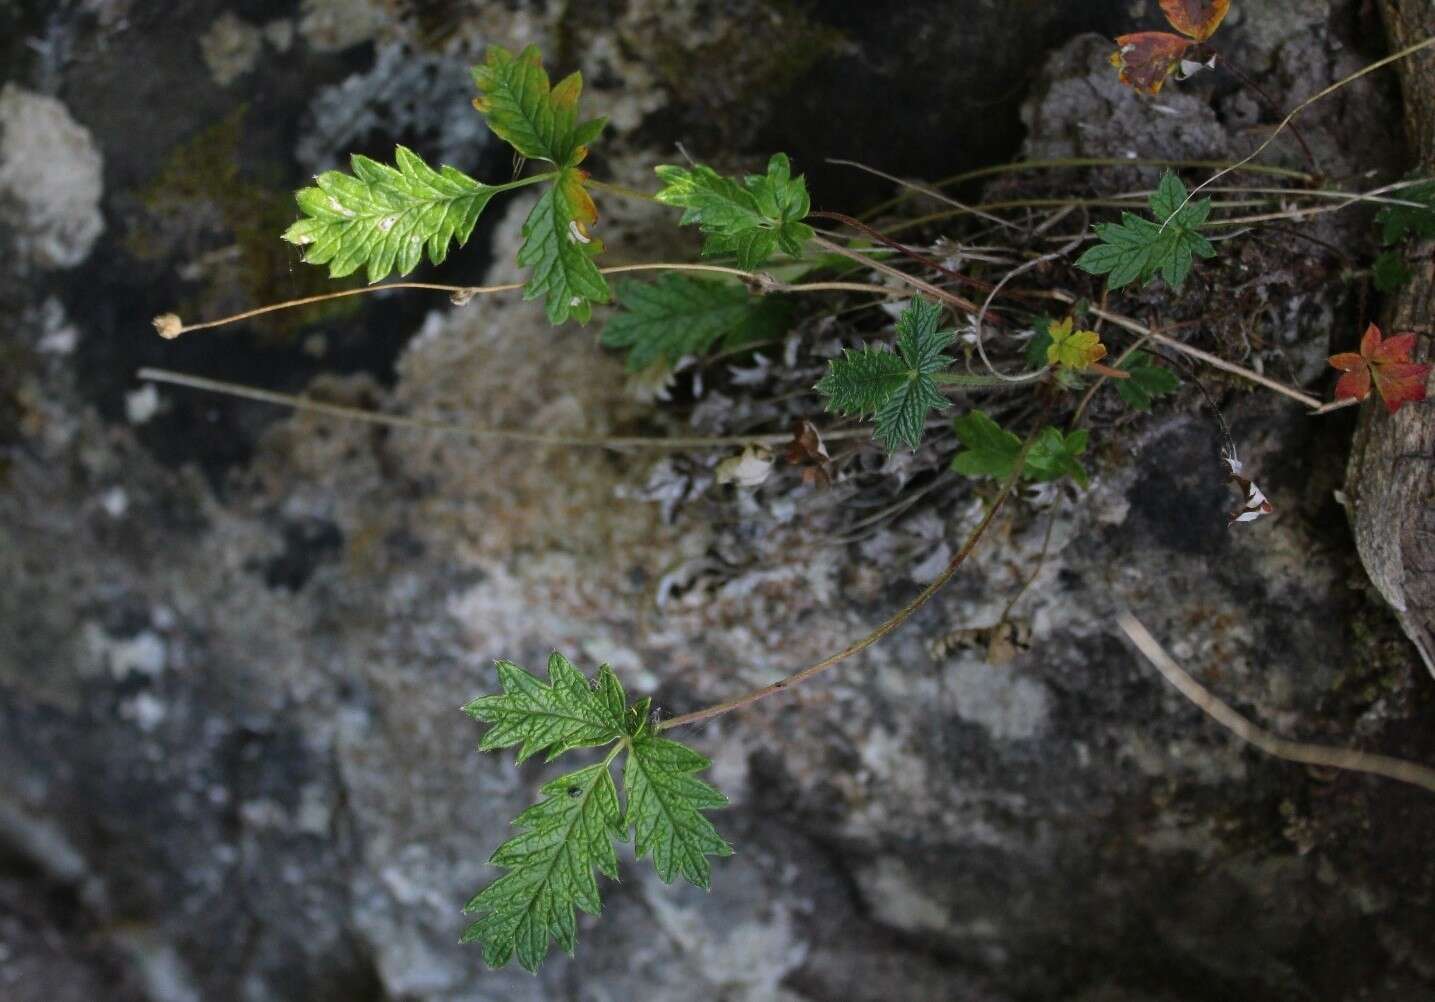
[1329,323,1431,414]
[1110,32,1193,95]
[1160,0,1231,41]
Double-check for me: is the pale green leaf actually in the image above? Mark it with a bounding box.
[283,145,495,283]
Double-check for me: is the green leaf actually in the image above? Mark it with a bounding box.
[463,656,732,971]
[1375,179,1435,245]
[1116,350,1180,409]
[462,653,626,763]
[1076,170,1214,291]
[601,275,793,371]
[517,167,611,324]
[1024,427,1089,488]
[462,760,624,971]
[815,297,955,451]
[283,146,496,283]
[624,735,733,888]
[655,153,815,269]
[1372,250,1414,293]
[951,410,1022,478]
[471,45,606,168]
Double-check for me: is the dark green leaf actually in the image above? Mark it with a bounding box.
[461,761,623,971]
[1372,250,1414,293]
[601,275,792,371]
[1375,179,1435,245]
[951,411,1022,478]
[1116,350,1180,409]
[1076,171,1213,291]
[623,735,733,888]
[815,297,955,451]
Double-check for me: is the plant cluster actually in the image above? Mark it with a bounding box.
[148,13,1435,973]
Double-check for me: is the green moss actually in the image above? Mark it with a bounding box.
[128,108,360,336]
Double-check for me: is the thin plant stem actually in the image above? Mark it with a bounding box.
[153,263,896,338]
[1180,35,1435,212]
[1117,610,1435,796]
[658,448,1027,731]
[136,368,875,451]
[1040,290,1324,410]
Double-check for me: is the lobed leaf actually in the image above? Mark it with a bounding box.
[1375,179,1435,245]
[1024,427,1090,488]
[600,274,793,371]
[463,653,626,763]
[1116,351,1180,410]
[517,167,612,324]
[471,45,605,167]
[1076,171,1214,291]
[623,735,733,888]
[1110,32,1192,95]
[283,146,495,283]
[815,297,955,451]
[461,761,624,971]
[1045,316,1107,371]
[951,410,1022,478]
[655,154,814,269]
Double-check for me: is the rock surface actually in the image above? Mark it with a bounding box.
[2,2,1434,1001]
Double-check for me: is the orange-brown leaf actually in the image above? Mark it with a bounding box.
[1328,323,1431,414]
[1159,0,1230,41]
[1111,32,1193,95]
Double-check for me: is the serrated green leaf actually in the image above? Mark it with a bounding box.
[815,297,955,451]
[1375,179,1435,245]
[655,153,814,269]
[623,735,733,888]
[951,410,1022,478]
[517,167,611,324]
[463,656,732,971]
[462,760,623,971]
[1116,350,1180,409]
[283,145,496,283]
[463,653,626,763]
[600,275,793,371]
[1076,170,1213,291]
[1024,427,1089,488]
[471,45,606,167]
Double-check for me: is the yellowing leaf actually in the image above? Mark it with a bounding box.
[471,45,606,168]
[1045,317,1107,371]
[1110,32,1192,94]
[1159,0,1230,41]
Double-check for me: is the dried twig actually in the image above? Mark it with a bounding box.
[1117,610,1435,795]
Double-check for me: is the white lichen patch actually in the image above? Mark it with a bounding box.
[944,657,1052,741]
[298,0,392,53]
[856,857,952,935]
[199,13,262,87]
[0,85,104,269]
